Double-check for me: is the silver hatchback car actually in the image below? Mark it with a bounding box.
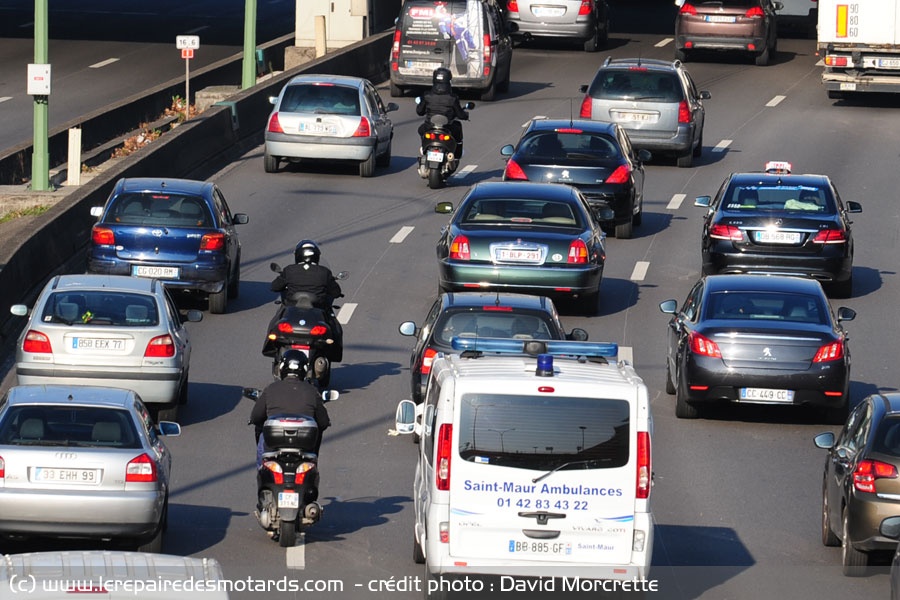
[10,274,201,417]
[263,74,399,177]
[0,385,180,551]
[579,57,711,167]
[505,0,611,52]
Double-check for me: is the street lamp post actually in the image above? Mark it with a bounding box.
[579,426,587,453]
[487,428,515,453]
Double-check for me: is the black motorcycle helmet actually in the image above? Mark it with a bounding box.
[294,240,321,265]
[433,67,452,86]
[278,349,309,380]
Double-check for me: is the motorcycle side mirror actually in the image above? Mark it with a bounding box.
[242,387,262,401]
[270,262,283,274]
[464,102,475,110]
[336,271,349,280]
[415,96,422,105]
[321,390,340,403]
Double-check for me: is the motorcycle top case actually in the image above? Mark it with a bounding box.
[262,416,319,451]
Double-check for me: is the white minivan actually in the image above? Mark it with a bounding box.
[395,338,654,598]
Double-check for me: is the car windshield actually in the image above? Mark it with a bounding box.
[279,83,360,115]
[704,291,827,324]
[457,394,630,470]
[435,310,556,344]
[0,405,141,449]
[721,185,836,214]
[520,132,621,160]
[105,192,213,227]
[591,70,683,102]
[461,198,581,227]
[41,291,160,327]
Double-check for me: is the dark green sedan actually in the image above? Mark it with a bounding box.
[435,182,607,314]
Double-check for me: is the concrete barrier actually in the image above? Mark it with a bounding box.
[0,30,393,349]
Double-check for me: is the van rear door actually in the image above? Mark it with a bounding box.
[448,391,638,565]
[397,0,486,80]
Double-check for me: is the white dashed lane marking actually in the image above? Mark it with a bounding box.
[667,194,686,210]
[656,38,674,47]
[766,95,786,107]
[0,97,11,104]
[337,303,357,325]
[712,140,732,153]
[90,58,120,69]
[286,535,306,569]
[618,346,634,365]
[630,261,650,282]
[456,164,477,176]
[390,226,414,244]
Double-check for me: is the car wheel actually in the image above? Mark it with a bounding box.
[754,46,770,66]
[632,199,643,227]
[598,21,609,48]
[675,373,700,419]
[693,133,703,158]
[390,81,403,98]
[227,256,241,299]
[359,150,376,177]
[579,290,599,316]
[499,60,512,93]
[136,501,166,553]
[209,282,227,314]
[481,80,497,102]
[676,151,693,168]
[178,371,189,405]
[264,151,279,173]
[413,533,426,564]
[828,90,844,100]
[376,140,392,168]
[842,507,868,576]
[822,486,840,547]
[665,360,676,395]
[615,219,633,239]
[279,519,297,548]
[583,27,600,52]
[675,48,689,62]
[830,275,853,299]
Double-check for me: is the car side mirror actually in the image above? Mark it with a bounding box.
[637,149,652,163]
[185,309,203,323]
[386,102,400,113]
[694,196,712,208]
[569,328,589,341]
[90,206,103,218]
[399,321,417,336]
[395,399,418,435]
[845,201,862,213]
[500,144,515,158]
[156,422,182,436]
[580,84,589,94]
[837,307,856,322]
[435,202,454,214]
[699,91,712,100]
[659,299,678,314]
[233,213,249,225]
[268,96,278,105]
[813,431,836,449]
[10,304,28,317]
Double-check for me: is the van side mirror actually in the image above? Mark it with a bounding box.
[395,399,417,435]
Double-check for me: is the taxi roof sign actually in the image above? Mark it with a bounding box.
[765,160,792,174]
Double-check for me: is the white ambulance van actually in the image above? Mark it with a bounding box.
[395,338,654,597]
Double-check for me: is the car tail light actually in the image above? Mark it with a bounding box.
[449,235,470,260]
[145,334,175,358]
[678,100,691,124]
[813,341,844,362]
[0,456,4,479]
[504,159,528,180]
[812,229,847,244]
[567,239,589,264]
[200,232,225,251]
[482,34,491,77]
[91,226,115,246]
[579,95,592,118]
[825,55,849,67]
[689,331,722,358]
[276,321,294,334]
[126,454,157,482]
[421,347,438,376]
[267,112,284,134]
[605,164,630,184]
[709,223,743,241]
[263,460,284,486]
[679,3,698,15]
[853,459,898,493]
[636,431,651,499]
[439,522,450,543]
[23,330,52,354]
[578,0,593,16]
[507,0,519,14]
[436,424,452,491]
[391,29,401,61]
[310,325,328,336]
[745,5,765,17]
[353,117,371,137]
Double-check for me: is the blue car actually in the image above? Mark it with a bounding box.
[88,177,248,314]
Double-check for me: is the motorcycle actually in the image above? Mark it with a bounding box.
[415,98,475,189]
[261,263,347,389]
[243,386,338,547]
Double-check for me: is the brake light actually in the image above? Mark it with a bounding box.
[277,321,294,334]
[567,239,589,264]
[310,324,328,336]
[678,100,691,124]
[482,34,491,77]
[507,0,519,13]
[353,117,371,137]
[23,330,52,354]
[689,331,722,358]
[391,29,401,61]
[679,3,698,15]
[449,235,471,260]
[125,454,157,482]
[579,95,592,118]
[425,131,452,142]
[636,431,651,499]
[578,0,593,16]
[504,159,528,181]
[144,334,175,358]
[200,232,225,251]
[825,56,849,67]
[709,223,743,241]
[436,424,452,491]
[91,226,115,246]
[0,456,4,479]
[267,112,283,134]
[812,229,847,244]
[853,459,898,493]
[295,462,315,486]
[483,306,513,312]
[263,460,284,486]
[813,341,844,362]
[605,164,630,184]
[421,347,438,376]
[745,5,765,17]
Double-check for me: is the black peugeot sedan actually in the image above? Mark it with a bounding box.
[695,162,862,297]
[500,118,650,239]
[660,274,855,422]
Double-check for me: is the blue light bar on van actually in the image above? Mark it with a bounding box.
[450,336,618,358]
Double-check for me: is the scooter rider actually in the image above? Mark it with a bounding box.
[250,350,331,468]
[272,240,342,311]
[416,67,469,155]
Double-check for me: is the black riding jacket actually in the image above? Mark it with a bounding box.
[416,82,469,125]
[271,263,342,309]
[250,377,331,434]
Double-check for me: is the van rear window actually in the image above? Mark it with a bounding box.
[457,394,629,470]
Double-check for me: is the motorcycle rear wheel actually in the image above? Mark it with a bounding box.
[427,168,444,189]
[279,520,297,547]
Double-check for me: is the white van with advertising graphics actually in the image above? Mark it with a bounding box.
[394,338,654,598]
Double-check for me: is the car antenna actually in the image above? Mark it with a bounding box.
[569,99,574,127]
[494,292,501,306]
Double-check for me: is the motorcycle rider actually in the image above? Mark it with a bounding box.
[416,67,469,158]
[250,349,331,469]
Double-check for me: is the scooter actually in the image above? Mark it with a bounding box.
[261,263,347,389]
[244,387,338,547]
[415,99,475,189]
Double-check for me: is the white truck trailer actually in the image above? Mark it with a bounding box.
[818,0,900,97]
